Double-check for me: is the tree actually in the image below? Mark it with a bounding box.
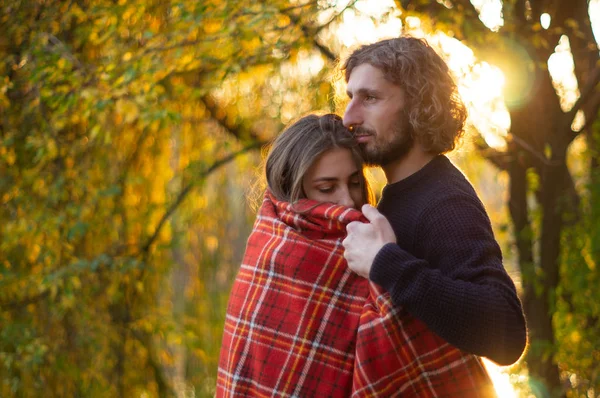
[396,0,600,395]
[0,0,353,396]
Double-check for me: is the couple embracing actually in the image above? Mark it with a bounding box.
[217,36,527,398]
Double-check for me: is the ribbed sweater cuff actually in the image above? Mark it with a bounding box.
[369,243,414,293]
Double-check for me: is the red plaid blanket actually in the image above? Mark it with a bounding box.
[217,191,496,397]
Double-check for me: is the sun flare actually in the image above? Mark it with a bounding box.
[483,359,521,398]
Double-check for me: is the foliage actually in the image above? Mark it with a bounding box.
[557,129,600,396]
[0,0,352,396]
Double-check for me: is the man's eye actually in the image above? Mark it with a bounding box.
[365,96,376,102]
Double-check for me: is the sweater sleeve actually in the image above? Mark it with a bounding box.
[370,194,527,366]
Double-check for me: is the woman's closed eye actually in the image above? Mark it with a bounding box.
[317,185,335,194]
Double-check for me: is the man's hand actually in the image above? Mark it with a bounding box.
[342,204,396,278]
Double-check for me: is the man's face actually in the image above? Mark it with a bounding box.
[343,63,413,166]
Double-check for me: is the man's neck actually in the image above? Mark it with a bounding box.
[382,144,436,184]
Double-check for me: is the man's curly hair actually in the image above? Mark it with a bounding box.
[343,36,467,154]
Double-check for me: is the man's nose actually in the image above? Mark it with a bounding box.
[343,99,362,129]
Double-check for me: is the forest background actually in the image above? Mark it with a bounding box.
[1,0,600,397]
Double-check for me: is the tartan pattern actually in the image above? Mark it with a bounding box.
[217,191,497,397]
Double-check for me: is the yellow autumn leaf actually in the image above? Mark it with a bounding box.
[28,244,41,263]
[203,20,222,34]
[6,148,16,166]
[242,37,261,52]
[122,7,136,21]
[47,139,57,158]
[194,349,208,362]
[206,236,219,252]
[161,350,174,365]
[71,276,82,289]
[65,157,74,169]
[180,53,194,65]
[116,98,139,123]
[277,15,290,28]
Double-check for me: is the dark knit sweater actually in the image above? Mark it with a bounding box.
[371,155,527,366]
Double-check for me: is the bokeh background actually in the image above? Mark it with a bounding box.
[1,0,600,396]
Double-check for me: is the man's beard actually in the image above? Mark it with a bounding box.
[355,110,414,167]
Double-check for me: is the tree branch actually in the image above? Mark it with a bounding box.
[277,3,338,61]
[311,40,337,62]
[468,125,511,170]
[280,1,318,13]
[138,38,226,58]
[398,0,493,42]
[565,65,600,127]
[201,94,262,142]
[140,141,265,254]
[509,133,561,166]
[44,33,88,75]
[581,91,600,132]
[315,0,359,35]
[0,290,50,311]
[568,89,600,144]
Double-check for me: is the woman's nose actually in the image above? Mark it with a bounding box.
[337,189,355,209]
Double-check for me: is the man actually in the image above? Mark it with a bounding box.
[341,36,527,366]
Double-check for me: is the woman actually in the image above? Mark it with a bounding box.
[216,114,495,397]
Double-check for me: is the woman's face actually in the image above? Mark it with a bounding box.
[302,148,364,209]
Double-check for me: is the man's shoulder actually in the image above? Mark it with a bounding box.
[415,159,488,219]
[427,159,480,198]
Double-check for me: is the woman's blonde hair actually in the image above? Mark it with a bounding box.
[265,113,374,207]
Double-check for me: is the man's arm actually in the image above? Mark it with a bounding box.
[343,202,527,366]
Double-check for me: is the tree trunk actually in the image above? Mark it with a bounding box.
[536,144,572,396]
[508,154,562,394]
